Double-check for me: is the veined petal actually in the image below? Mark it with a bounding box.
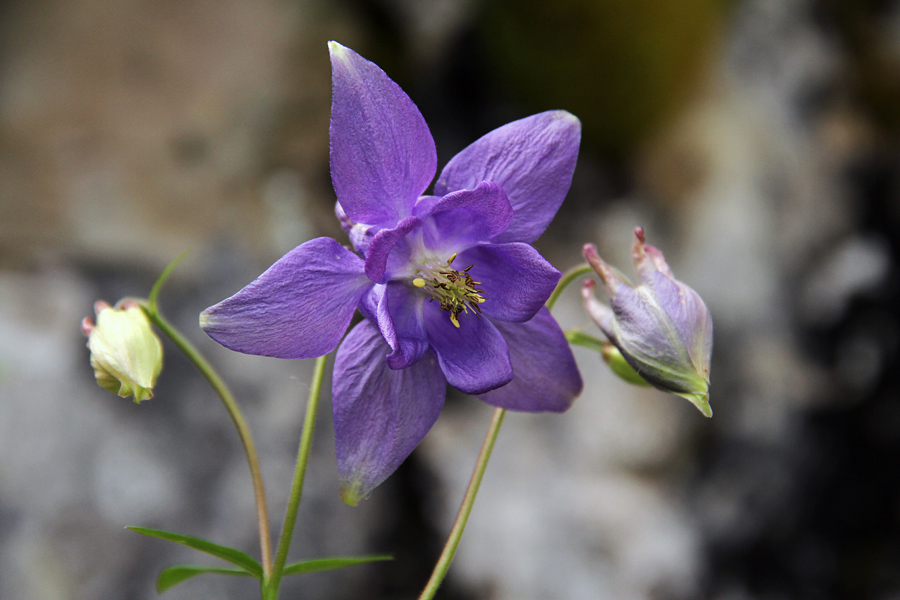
[608,284,704,395]
[333,320,446,505]
[631,231,712,377]
[421,182,513,254]
[200,238,370,359]
[357,283,384,323]
[424,300,513,394]
[364,216,420,284]
[435,111,581,244]
[376,281,429,369]
[478,308,582,412]
[644,269,714,378]
[581,279,616,337]
[329,42,437,228]
[457,242,560,322]
[335,202,377,255]
[412,194,441,219]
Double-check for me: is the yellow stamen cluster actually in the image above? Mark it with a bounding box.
[413,253,487,328]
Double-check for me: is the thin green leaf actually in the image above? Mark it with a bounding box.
[126,526,263,578]
[156,564,253,594]
[147,250,191,313]
[282,554,393,576]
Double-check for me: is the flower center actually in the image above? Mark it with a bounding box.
[412,253,487,328]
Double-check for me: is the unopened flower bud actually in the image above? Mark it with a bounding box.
[582,228,713,417]
[82,300,163,403]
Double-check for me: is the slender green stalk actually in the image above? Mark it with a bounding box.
[142,305,273,578]
[263,353,329,600]
[546,262,593,311]
[417,263,584,599]
[418,407,506,600]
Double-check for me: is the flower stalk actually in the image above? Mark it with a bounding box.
[264,353,329,600]
[546,262,592,310]
[418,263,584,598]
[418,407,506,600]
[140,302,273,577]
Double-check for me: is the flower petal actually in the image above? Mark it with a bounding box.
[333,320,446,505]
[200,238,370,359]
[631,232,713,377]
[423,300,513,394]
[329,42,437,228]
[581,279,616,337]
[607,284,702,394]
[376,281,429,369]
[457,242,560,322]
[478,308,582,412]
[357,283,384,323]
[364,215,420,284]
[643,269,713,378]
[435,111,580,244]
[421,181,513,254]
[335,202,376,255]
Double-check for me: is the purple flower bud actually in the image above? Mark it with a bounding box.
[582,228,713,417]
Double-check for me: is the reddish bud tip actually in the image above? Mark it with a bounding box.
[634,227,645,243]
[81,317,95,337]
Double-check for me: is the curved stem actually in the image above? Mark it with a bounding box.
[142,305,273,578]
[546,262,593,311]
[418,407,506,600]
[264,353,329,600]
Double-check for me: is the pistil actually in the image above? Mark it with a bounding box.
[413,253,487,328]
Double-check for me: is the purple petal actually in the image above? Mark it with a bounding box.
[631,230,713,377]
[435,111,580,244]
[423,300,513,394]
[645,270,714,376]
[329,42,437,228]
[335,202,376,255]
[457,242,560,322]
[478,308,582,412]
[412,195,441,219]
[582,279,616,338]
[357,283,384,323]
[333,319,446,505]
[364,215,420,284]
[376,281,429,369]
[421,182,513,253]
[200,238,371,359]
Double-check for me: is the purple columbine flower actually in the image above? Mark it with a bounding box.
[582,228,713,417]
[200,42,583,504]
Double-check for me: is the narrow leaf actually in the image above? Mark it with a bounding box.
[147,250,191,312]
[126,526,263,578]
[282,554,393,576]
[156,565,253,594]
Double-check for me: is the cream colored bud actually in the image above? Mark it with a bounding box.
[83,300,163,403]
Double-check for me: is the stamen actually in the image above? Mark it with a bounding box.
[413,253,488,328]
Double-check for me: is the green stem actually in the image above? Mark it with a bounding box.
[263,353,328,600]
[418,407,506,600]
[142,305,273,578]
[546,262,593,311]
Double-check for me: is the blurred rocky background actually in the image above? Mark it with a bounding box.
[2,0,900,598]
